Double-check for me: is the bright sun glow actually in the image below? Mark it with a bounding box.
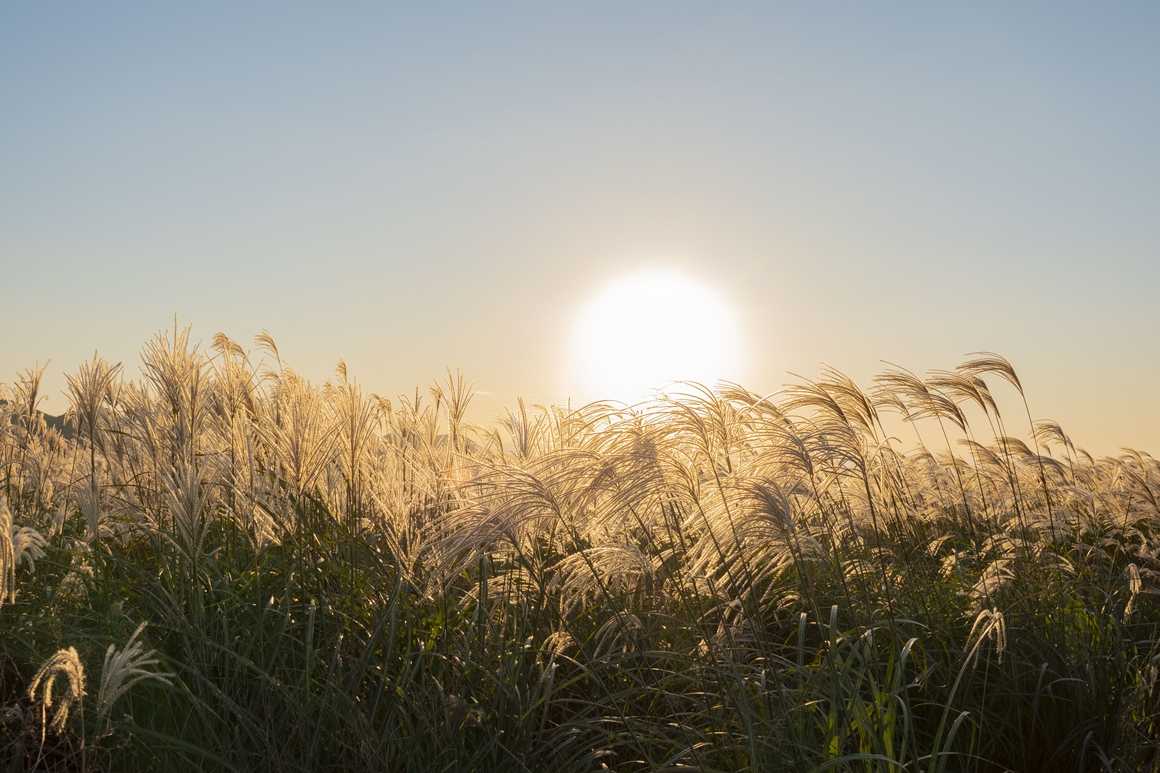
[569,269,744,404]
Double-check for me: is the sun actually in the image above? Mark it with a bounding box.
[568,268,744,404]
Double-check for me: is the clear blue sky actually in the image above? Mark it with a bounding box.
[2,3,1158,454]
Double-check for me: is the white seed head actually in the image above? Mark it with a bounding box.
[0,498,14,605]
[27,647,86,737]
[12,526,48,574]
[97,622,174,723]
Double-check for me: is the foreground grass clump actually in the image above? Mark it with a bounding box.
[1,328,1158,772]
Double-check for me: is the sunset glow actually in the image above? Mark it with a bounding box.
[569,269,743,403]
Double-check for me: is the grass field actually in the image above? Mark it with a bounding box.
[1,328,1157,772]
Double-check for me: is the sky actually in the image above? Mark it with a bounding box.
[2,3,1158,455]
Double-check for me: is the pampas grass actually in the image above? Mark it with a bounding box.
[1,327,1158,772]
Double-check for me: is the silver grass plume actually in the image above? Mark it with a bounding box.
[958,352,1024,396]
[0,497,14,604]
[66,355,121,546]
[27,647,86,738]
[64,354,122,456]
[12,524,47,573]
[1125,563,1142,622]
[12,362,50,430]
[76,478,104,545]
[97,622,174,725]
[966,607,1008,666]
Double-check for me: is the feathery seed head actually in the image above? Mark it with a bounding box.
[97,622,174,724]
[28,647,86,737]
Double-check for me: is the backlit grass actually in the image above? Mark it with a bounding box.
[1,328,1157,772]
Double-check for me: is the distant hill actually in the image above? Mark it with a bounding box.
[0,399,76,439]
